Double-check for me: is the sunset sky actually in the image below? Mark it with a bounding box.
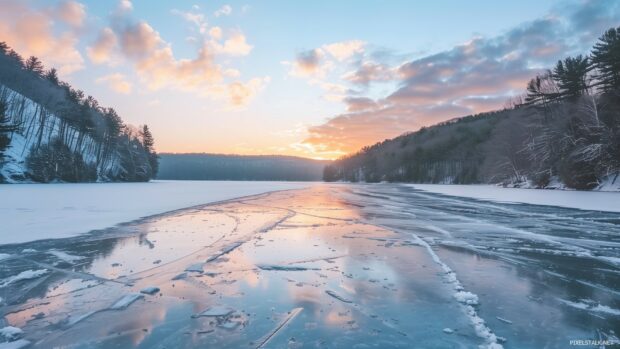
[1,0,618,159]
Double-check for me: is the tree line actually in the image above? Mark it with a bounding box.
[0,42,158,183]
[324,27,620,190]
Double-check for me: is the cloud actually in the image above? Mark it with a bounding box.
[56,0,86,27]
[300,0,620,157]
[210,31,253,56]
[0,0,84,75]
[226,77,270,107]
[172,9,207,34]
[288,48,328,78]
[214,4,232,17]
[209,26,223,39]
[118,0,133,13]
[322,40,365,61]
[87,27,117,64]
[96,73,133,94]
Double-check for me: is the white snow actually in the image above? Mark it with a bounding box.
[0,269,48,288]
[454,291,479,305]
[558,299,620,316]
[109,293,143,310]
[407,184,620,213]
[48,250,83,263]
[0,327,22,341]
[0,180,309,244]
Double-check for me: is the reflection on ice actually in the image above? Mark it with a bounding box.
[0,184,618,348]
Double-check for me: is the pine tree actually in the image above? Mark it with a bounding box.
[45,68,59,85]
[552,55,590,100]
[591,27,620,92]
[24,56,44,76]
[141,125,158,178]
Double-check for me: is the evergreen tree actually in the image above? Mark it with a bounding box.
[24,56,45,76]
[141,125,159,177]
[591,27,620,92]
[45,68,59,85]
[552,55,589,100]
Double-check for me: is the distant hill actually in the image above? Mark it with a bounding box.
[157,153,330,181]
[324,27,620,190]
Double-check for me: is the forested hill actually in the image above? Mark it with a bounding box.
[324,27,620,190]
[0,43,158,183]
[158,153,329,181]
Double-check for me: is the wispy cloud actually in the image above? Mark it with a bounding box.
[96,73,133,94]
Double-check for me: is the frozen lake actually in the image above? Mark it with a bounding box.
[0,183,619,348]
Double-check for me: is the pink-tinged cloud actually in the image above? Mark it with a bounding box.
[87,27,117,64]
[0,0,84,75]
[95,73,133,94]
[56,0,86,28]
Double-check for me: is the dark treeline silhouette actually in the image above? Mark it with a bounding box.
[325,27,620,190]
[158,153,329,181]
[0,42,158,183]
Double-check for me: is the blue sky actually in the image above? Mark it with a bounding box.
[1,0,618,158]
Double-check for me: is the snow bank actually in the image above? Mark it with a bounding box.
[0,269,48,287]
[0,180,309,245]
[407,184,620,213]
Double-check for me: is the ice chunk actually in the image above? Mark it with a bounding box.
[172,272,187,280]
[256,264,311,271]
[140,286,160,295]
[0,326,23,341]
[496,317,513,324]
[193,305,234,318]
[325,290,353,303]
[255,308,303,348]
[0,339,31,349]
[110,293,143,310]
[21,249,36,253]
[185,263,204,273]
[64,311,97,327]
[442,328,454,334]
[454,291,479,305]
[48,250,83,263]
[206,242,243,263]
[218,321,240,330]
[0,269,48,288]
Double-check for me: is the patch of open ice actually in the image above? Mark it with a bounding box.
[0,269,48,288]
[0,254,11,262]
[185,263,204,273]
[0,327,23,341]
[48,250,83,263]
[109,293,143,310]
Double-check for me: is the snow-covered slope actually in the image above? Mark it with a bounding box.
[0,84,117,183]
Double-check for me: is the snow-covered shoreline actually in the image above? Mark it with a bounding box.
[406,183,620,213]
[0,180,310,245]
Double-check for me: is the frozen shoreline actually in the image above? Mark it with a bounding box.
[405,183,620,213]
[0,180,310,245]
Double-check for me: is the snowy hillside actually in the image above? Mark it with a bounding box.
[0,84,110,182]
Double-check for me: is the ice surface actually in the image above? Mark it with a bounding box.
[47,250,83,263]
[0,269,48,287]
[109,293,143,310]
[0,181,309,244]
[408,184,620,212]
[0,254,10,261]
[0,184,617,348]
[256,264,312,271]
[0,339,31,349]
[194,305,235,317]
